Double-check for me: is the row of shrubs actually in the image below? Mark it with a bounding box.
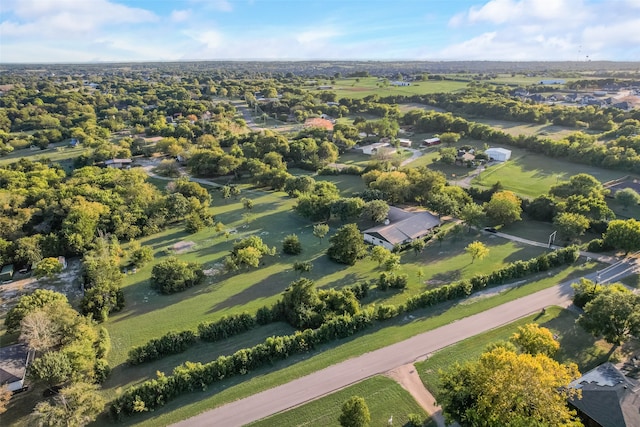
[126,283,371,365]
[111,310,377,419]
[115,246,580,415]
[317,165,364,176]
[378,272,409,290]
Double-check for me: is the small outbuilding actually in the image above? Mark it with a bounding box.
[0,264,14,282]
[421,137,441,147]
[0,344,33,392]
[398,138,412,147]
[485,148,512,162]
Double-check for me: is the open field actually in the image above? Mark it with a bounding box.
[0,145,88,168]
[89,259,598,427]
[470,117,588,140]
[309,77,468,100]
[248,376,434,427]
[415,306,612,397]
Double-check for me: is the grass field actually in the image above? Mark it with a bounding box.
[470,117,586,140]
[309,77,468,100]
[0,145,88,168]
[87,258,598,427]
[248,376,434,427]
[415,306,612,397]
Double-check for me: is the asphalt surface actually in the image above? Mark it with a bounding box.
[173,257,638,427]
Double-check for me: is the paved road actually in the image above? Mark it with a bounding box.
[173,257,638,427]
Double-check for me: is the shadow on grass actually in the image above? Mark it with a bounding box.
[541,309,612,372]
[143,229,189,251]
[94,302,454,427]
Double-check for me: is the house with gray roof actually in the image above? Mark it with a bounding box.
[363,207,440,250]
[0,344,33,392]
[568,362,640,427]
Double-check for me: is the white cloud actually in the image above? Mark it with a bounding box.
[296,29,340,45]
[0,0,157,38]
[171,10,192,23]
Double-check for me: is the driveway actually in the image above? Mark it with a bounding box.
[173,257,638,427]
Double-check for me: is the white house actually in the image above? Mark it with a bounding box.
[357,142,391,156]
[391,81,410,86]
[485,148,512,162]
[0,344,33,392]
[363,207,440,250]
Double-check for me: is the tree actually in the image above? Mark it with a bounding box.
[554,212,590,240]
[29,351,74,390]
[20,309,62,353]
[128,242,153,268]
[615,187,640,209]
[465,241,489,263]
[282,234,302,255]
[604,219,640,255]
[509,323,560,356]
[32,382,105,427]
[411,238,426,256]
[241,197,254,211]
[571,278,605,308]
[313,223,329,243]
[370,245,392,266]
[5,289,68,333]
[293,261,313,276]
[438,347,580,427]
[484,190,522,225]
[339,396,370,427]
[360,199,389,223]
[327,224,367,265]
[578,287,640,345]
[439,132,461,146]
[34,257,63,278]
[150,257,205,294]
[459,203,486,232]
[438,147,457,164]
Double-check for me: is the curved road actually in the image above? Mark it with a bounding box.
[174,258,638,427]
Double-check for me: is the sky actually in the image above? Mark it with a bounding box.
[0,0,639,63]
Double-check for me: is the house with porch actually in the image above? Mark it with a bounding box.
[363,207,440,250]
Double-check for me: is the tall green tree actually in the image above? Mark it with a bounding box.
[459,203,486,232]
[578,286,640,345]
[484,190,522,226]
[465,241,489,264]
[553,212,590,240]
[604,219,640,255]
[339,396,371,427]
[32,382,105,427]
[312,223,330,243]
[438,347,581,427]
[509,323,560,356]
[615,187,640,209]
[327,224,367,265]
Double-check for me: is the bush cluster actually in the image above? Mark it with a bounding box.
[318,165,363,176]
[110,310,375,419]
[127,331,198,365]
[197,313,256,342]
[378,272,408,290]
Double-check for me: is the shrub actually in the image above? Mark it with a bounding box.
[197,313,256,342]
[127,331,198,365]
[282,234,302,255]
[151,257,205,294]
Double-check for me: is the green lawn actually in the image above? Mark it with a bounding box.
[0,145,88,167]
[248,376,434,427]
[472,148,632,198]
[89,259,598,427]
[311,77,468,100]
[415,306,612,397]
[469,118,586,140]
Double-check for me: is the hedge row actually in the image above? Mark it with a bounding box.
[197,312,256,342]
[403,246,579,312]
[110,309,376,419]
[127,331,198,365]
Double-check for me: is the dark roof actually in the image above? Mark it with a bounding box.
[0,344,29,386]
[568,363,640,427]
[105,158,132,165]
[364,207,440,245]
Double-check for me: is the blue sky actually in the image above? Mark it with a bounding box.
[1,0,638,63]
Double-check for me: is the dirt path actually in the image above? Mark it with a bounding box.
[385,363,451,427]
